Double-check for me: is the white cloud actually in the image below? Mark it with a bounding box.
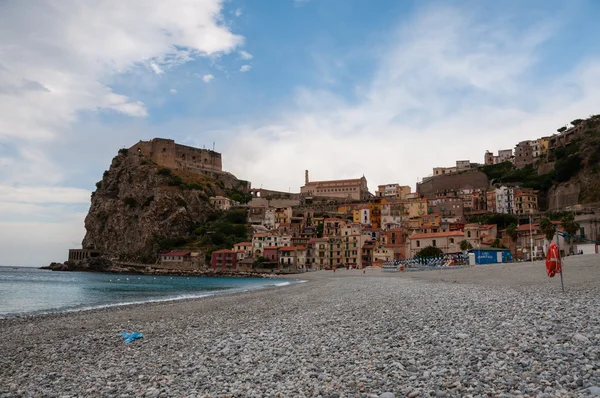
[0,0,243,143]
[150,62,164,74]
[202,74,215,83]
[239,50,253,60]
[240,65,252,72]
[0,185,90,204]
[0,0,244,265]
[223,5,600,193]
[234,8,242,17]
[170,88,177,94]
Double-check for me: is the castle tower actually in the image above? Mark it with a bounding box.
[305,170,309,185]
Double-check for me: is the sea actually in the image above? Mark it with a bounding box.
[0,266,298,318]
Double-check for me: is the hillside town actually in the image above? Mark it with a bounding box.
[200,120,599,273]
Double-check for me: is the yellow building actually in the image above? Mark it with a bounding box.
[514,188,539,216]
[538,137,550,158]
[405,198,427,219]
[368,202,382,229]
[419,213,441,233]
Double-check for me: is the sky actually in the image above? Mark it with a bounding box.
[1,0,600,266]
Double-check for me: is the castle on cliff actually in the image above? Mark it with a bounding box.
[129,138,223,174]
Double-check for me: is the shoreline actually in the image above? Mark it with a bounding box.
[0,274,307,321]
[2,256,599,397]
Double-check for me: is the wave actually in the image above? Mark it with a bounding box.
[0,278,307,319]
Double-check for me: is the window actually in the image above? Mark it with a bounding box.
[416,240,420,247]
[467,231,471,238]
[432,240,436,247]
[450,238,454,244]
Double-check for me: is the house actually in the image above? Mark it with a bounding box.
[211,249,237,269]
[375,184,411,199]
[263,246,279,262]
[210,196,233,211]
[407,231,465,257]
[279,246,300,271]
[233,242,252,259]
[301,171,371,201]
[161,251,191,263]
[324,218,346,236]
[514,188,538,216]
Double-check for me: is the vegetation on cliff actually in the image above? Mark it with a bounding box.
[83,147,251,263]
[479,114,600,209]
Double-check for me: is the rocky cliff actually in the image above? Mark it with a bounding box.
[82,148,233,262]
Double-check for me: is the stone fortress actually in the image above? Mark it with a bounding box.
[129,138,250,191]
[130,138,223,174]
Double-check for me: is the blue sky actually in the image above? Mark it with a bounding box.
[1,0,600,265]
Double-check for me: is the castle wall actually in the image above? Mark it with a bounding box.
[417,170,489,197]
[130,138,222,173]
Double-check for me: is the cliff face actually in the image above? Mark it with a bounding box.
[82,149,221,262]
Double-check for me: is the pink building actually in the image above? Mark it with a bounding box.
[263,246,280,262]
[211,249,238,269]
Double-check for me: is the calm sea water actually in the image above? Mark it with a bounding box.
[0,267,296,318]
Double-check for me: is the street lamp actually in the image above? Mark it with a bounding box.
[529,211,534,261]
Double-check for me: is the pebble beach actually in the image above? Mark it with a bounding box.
[1,256,599,398]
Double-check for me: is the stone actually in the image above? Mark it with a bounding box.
[456,333,469,340]
[379,393,395,398]
[573,333,590,343]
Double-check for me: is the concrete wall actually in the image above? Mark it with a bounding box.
[548,183,580,210]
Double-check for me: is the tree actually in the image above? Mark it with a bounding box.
[415,246,444,259]
[539,217,556,241]
[557,126,567,133]
[571,119,584,126]
[561,212,580,237]
[230,193,244,203]
[460,240,473,251]
[491,238,502,248]
[506,223,518,243]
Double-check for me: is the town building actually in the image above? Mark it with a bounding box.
[514,188,539,215]
[407,231,464,257]
[324,218,346,236]
[210,196,233,211]
[251,233,291,256]
[495,186,514,214]
[161,251,191,263]
[375,184,411,199]
[211,249,237,269]
[233,242,253,259]
[514,141,533,168]
[300,171,371,200]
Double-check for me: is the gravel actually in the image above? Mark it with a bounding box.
[1,255,599,397]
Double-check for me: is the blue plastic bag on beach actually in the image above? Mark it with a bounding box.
[121,331,143,343]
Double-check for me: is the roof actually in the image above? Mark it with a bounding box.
[235,242,252,246]
[211,249,233,254]
[408,231,465,239]
[278,246,297,251]
[263,246,279,250]
[162,251,191,256]
[295,246,306,251]
[303,177,365,185]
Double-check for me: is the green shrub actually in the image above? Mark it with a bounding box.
[168,175,184,186]
[158,168,172,176]
[415,246,444,259]
[118,148,129,155]
[555,154,582,182]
